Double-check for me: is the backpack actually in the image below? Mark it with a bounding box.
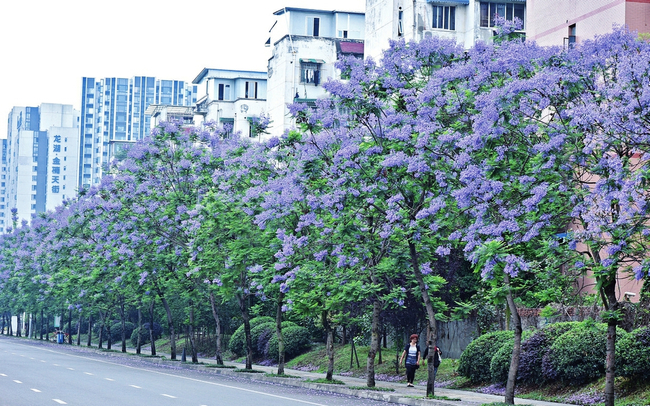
[433,350,441,367]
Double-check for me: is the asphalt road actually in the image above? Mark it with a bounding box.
[0,338,391,406]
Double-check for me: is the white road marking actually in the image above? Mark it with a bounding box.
[31,388,41,392]
[13,380,22,383]
[161,394,177,398]
[130,385,141,389]
[30,357,35,360]
[105,378,114,381]
[84,372,93,375]
[41,360,47,362]
[67,368,74,370]
[53,364,59,366]
[11,342,327,406]
[53,400,67,404]
[0,373,6,376]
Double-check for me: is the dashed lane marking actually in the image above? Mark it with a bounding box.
[129,385,141,389]
[10,342,328,406]
[13,380,22,383]
[67,368,74,370]
[105,378,114,381]
[53,400,67,404]
[84,372,93,375]
[161,394,177,398]
[31,389,41,392]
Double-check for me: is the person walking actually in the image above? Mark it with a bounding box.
[423,344,442,382]
[399,334,421,387]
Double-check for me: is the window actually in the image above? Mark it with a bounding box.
[245,81,258,99]
[218,84,231,101]
[398,9,404,36]
[480,2,524,28]
[301,62,321,85]
[432,6,455,31]
[307,17,320,36]
[31,204,36,210]
[567,24,576,48]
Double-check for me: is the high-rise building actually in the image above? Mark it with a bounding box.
[2,104,80,230]
[79,77,197,189]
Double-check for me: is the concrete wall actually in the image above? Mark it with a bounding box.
[527,0,626,47]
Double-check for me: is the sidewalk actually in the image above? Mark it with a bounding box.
[127,346,574,406]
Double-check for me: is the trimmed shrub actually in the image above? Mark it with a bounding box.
[517,322,578,385]
[489,330,533,384]
[110,321,135,344]
[130,322,163,346]
[267,325,311,362]
[228,316,274,356]
[616,326,650,379]
[458,330,514,383]
[543,322,627,385]
[250,321,297,358]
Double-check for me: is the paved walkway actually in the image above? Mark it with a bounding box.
[129,346,574,406]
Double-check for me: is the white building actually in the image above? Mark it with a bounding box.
[364,0,526,61]
[266,7,365,138]
[191,69,268,139]
[3,104,80,229]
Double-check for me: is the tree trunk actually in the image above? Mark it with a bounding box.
[98,310,104,349]
[87,313,92,347]
[188,301,198,363]
[1,312,5,335]
[149,299,157,356]
[160,296,176,360]
[76,314,82,346]
[119,302,127,353]
[322,311,335,381]
[603,279,618,406]
[67,308,73,344]
[408,239,438,397]
[237,293,253,370]
[276,292,286,375]
[208,291,223,365]
[16,313,21,337]
[136,308,142,355]
[40,309,44,340]
[504,274,522,405]
[366,299,380,387]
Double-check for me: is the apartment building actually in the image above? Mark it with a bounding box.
[266,7,365,138]
[365,0,526,60]
[191,69,268,139]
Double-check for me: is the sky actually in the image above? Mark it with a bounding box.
[0,0,366,140]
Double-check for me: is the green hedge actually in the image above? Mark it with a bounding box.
[267,325,311,362]
[544,322,627,385]
[616,326,650,379]
[516,322,578,385]
[489,330,533,383]
[458,330,514,383]
[228,316,274,356]
[250,321,297,358]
